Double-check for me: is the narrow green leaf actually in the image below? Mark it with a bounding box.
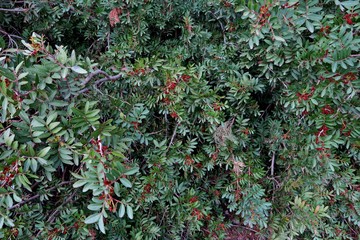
[88,204,103,211]
[124,167,139,176]
[73,180,87,188]
[274,36,285,42]
[98,215,105,234]
[84,213,101,224]
[38,147,51,158]
[120,178,132,188]
[126,205,133,219]
[305,20,314,33]
[1,97,8,123]
[71,66,87,74]
[0,67,15,80]
[119,204,125,218]
[70,172,84,179]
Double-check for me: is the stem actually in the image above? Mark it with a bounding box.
[47,190,78,223]
[167,123,179,151]
[271,152,275,176]
[78,70,123,94]
[0,8,28,12]
[8,181,73,210]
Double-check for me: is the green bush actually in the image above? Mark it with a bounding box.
[0,0,359,239]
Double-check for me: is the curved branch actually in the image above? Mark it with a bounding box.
[81,69,111,85]
[79,70,123,94]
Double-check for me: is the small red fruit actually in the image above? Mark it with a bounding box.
[181,74,191,82]
[170,112,178,118]
[321,105,334,115]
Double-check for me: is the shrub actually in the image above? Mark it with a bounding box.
[0,0,359,239]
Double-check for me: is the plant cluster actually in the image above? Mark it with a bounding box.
[0,0,359,239]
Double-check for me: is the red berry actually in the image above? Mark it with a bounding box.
[170,112,178,118]
[181,74,191,82]
[321,105,334,115]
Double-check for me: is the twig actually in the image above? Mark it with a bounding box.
[79,70,123,94]
[209,11,227,44]
[270,152,275,176]
[47,190,78,223]
[167,123,179,151]
[0,8,28,12]
[81,69,111,86]
[93,73,122,85]
[8,181,73,210]
[9,194,40,210]
[0,29,21,48]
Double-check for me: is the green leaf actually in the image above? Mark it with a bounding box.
[126,205,133,219]
[88,204,103,211]
[5,195,13,208]
[19,111,31,124]
[84,213,101,224]
[0,188,8,194]
[1,97,8,123]
[18,72,29,80]
[5,217,14,227]
[49,100,69,107]
[124,167,139,176]
[341,0,359,9]
[70,172,84,179]
[331,62,338,73]
[38,147,51,158]
[12,193,22,202]
[73,180,87,188]
[18,175,32,192]
[305,21,314,33]
[71,66,87,74]
[0,67,15,80]
[274,36,285,42]
[46,112,58,125]
[120,178,132,188]
[0,36,5,49]
[119,203,125,218]
[98,215,105,233]
[0,150,13,160]
[37,157,48,165]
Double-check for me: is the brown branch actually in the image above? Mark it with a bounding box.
[8,181,73,210]
[79,70,123,94]
[0,8,28,12]
[8,194,40,210]
[93,73,122,85]
[81,69,111,86]
[47,190,78,224]
[167,123,179,151]
[270,152,275,176]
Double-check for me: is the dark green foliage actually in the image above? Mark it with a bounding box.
[0,0,359,239]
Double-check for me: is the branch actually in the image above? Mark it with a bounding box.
[0,8,28,12]
[167,123,179,151]
[8,181,73,210]
[208,11,227,44]
[79,69,123,94]
[270,152,275,176]
[81,69,111,86]
[93,73,123,85]
[47,190,78,223]
[8,194,40,210]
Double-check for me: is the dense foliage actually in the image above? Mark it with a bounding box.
[0,0,359,239]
